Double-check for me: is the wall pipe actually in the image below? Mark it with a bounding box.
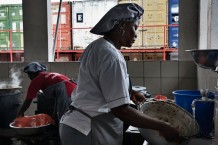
[52,0,62,61]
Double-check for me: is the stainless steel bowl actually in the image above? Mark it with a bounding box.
[186,49,218,71]
[9,122,51,136]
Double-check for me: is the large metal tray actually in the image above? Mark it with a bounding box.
[138,101,200,145]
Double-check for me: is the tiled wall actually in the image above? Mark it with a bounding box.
[127,60,197,99]
[0,60,197,115]
[3,60,218,137]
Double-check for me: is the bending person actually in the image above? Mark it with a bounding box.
[17,62,77,121]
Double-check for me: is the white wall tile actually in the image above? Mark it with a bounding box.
[161,78,179,94]
[144,78,161,95]
[50,62,66,75]
[66,62,80,79]
[128,61,144,77]
[179,78,198,90]
[130,77,144,86]
[143,61,161,77]
[179,61,197,78]
[161,61,178,77]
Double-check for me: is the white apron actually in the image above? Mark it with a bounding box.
[69,106,123,145]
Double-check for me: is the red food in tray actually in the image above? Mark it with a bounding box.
[13,114,54,127]
[154,95,168,101]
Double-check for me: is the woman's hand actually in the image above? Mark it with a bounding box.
[159,122,182,143]
[130,90,146,106]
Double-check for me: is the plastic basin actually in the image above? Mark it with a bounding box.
[172,90,214,114]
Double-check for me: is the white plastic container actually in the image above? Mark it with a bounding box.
[170,52,178,60]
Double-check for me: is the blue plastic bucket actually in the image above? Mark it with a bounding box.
[172,90,214,114]
[172,90,215,137]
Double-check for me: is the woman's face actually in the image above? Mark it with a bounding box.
[121,20,139,47]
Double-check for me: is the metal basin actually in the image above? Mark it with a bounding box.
[186,49,218,71]
[9,114,55,136]
[138,101,199,145]
[9,122,52,136]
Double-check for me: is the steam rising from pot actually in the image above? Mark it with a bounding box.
[0,66,22,90]
[10,67,22,86]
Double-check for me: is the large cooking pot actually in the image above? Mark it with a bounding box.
[0,84,23,128]
[0,84,22,95]
[138,101,199,145]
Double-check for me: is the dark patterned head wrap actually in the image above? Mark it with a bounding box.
[24,62,47,73]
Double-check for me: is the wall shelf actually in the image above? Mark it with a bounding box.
[0,48,178,62]
[0,2,179,62]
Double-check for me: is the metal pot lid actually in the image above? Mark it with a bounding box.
[0,84,22,90]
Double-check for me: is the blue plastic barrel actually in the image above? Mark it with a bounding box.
[194,100,214,137]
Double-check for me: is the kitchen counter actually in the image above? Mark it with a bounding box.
[186,138,218,145]
[142,138,218,145]
[0,128,59,145]
[125,126,218,145]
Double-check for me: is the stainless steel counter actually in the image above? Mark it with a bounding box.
[126,126,218,145]
[143,138,218,145]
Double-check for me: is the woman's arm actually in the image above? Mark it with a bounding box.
[111,104,179,142]
[16,99,33,117]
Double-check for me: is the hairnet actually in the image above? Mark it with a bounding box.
[90,3,144,35]
[24,62,47,73]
